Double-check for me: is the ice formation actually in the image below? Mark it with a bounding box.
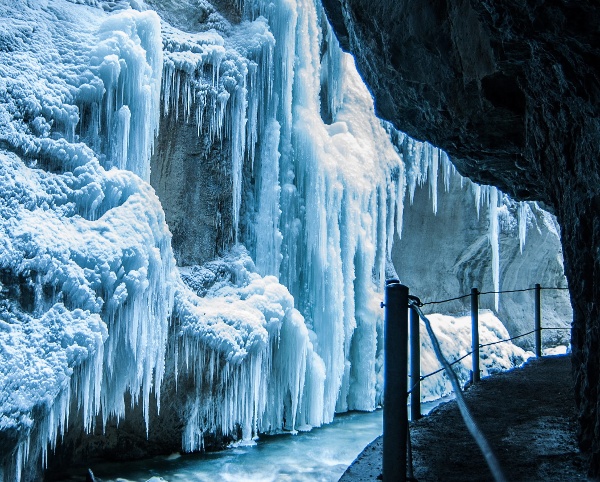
[518,201,531,254]
[157,0,403,435]
[489,186,500,310]
[0,2,174,479]
[0,0,562,479]
[417,310,534,401]
[386,130,553,313]
[175,248,326,450]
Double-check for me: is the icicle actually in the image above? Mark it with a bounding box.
[442,150,452,192]
[255,120,283,276]
[428,145,439,214]
[489,186,500,310]
[395,163,406,240]
[230,74,249,239]
[518,202,528,254]
[473,183,482,219]
[319,21,344,122]
[113,106,130,170]
[94,10,164,181]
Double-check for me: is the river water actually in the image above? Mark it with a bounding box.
[81,396,454,482]
[87,410,383,482]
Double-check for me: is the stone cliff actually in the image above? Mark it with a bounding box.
[322,0,600,474]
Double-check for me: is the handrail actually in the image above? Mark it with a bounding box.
[384,283,571,481]
[412,285,571,384]
[421,293,471,306]
[410,300,508,482]
[421,286,569,307]
[411,326,569,387]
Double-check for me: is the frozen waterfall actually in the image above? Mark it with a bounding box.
[0,0,567,480]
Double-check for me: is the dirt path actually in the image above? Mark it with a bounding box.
[341,355,590,481]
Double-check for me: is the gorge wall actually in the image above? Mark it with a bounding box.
[322,0,600,474]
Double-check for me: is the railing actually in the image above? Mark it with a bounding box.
[381,281,570,482]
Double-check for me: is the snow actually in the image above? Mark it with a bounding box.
[418,310,534,401]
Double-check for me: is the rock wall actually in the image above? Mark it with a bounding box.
[150,102,234,267]
[322,0,600,474]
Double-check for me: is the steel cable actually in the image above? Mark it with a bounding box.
[421,286,569,307]
[409,301,508,482]
[414,327,568,384]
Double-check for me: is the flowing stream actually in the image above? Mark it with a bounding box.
[85,410,383,482]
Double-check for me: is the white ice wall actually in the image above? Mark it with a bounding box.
[0,3,174,479]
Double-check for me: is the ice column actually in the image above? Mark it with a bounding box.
[489,186,500,310]
[428,144,439,215]
[518,201,528,253]
[255,120,283,276]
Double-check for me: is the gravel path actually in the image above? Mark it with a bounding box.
[340,355,590,481]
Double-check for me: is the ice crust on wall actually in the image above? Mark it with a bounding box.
[0,2,175,479]
[240,0,406,418]
[160,15,276,241]
[0,0,564,479]
[153,0,544,443]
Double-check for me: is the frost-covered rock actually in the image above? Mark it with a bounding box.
[0,1,174,479]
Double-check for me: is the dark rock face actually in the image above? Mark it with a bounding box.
[322,0,600,475]
[150,101,234,267]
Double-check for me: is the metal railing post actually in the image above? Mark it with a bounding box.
[383,280,409,482]
[535,283,542,357]
[471,287,480,383]
[410,306,421,421]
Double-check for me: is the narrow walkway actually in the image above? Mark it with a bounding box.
[341,355,589,481]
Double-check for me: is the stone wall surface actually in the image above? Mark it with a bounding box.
[150,105,234,267]
[322,0,600,474]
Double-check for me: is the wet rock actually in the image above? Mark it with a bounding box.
[150,92,235,267]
